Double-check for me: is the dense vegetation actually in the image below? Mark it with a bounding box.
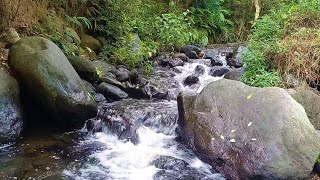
[2,0,320,88]
[241,0,320,87]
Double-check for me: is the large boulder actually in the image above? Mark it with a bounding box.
[288,88,320,130]
[9,37,97,129]
[178,79,320,179]
[0,69,23,143]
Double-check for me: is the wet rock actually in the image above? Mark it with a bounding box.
[144,85,169,100]
[82,80,96,94]
[210,58,223,66]
[97,82,128,101]
[178,79,320,179]
[0,69,23,143]
[168,58,184,68]
[233,46,248,65]
[114,68,130,82]
[68,56,98,83]
[91,60,116,75]
[173,53,189,62]
[180,45,205,59]
[194,65,205,76]
[94,93,106,103]
[209,67,230,77]
[9,36,97,129]
[184,75,199,86]
[80,34,102,53]
[152,156,188,171]
[129,69,139,83]
[136,77,148,86]
[160,71,175,78]
[156,53,170,67]
[86,119,103,133]
[173,67,182,73]
[227,58,243,68]
[288,89,320,130]
[314,161,320,175]
[93,107,140,144]
[98,75,126,91]
[126,81,169,100]
[224,67,245,81]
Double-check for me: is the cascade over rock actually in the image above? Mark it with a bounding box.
[178,79,320,179]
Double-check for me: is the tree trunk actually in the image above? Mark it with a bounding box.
[253,0,261,26]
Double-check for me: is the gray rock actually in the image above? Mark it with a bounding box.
[289,89,320,130]
[179,45,204,59]
[224,67,245,81]
[209,67,230,77]
[99,75,126,90]
[151,156,189,171]
[9,37,97,129]
[194,65,205,76]
[91,60,116,75]
[168,58,184,68]
[178,79,320,179]
[94,93,106,103]
[82,80,96,94]
[68,56,98,83]
[97,82,128,101]
[156,53,170,67]
[173,53,189,62]
[184,75,199,86]
[114,68,130,82]
[0,69,23,143]
[129,69,139,82]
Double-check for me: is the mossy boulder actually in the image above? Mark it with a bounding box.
[65,27,81,45]
[68,56,98,83]
[0,69,23,143]
[178,79,320,179]
[80,34,102,53]
[9,36,97,129]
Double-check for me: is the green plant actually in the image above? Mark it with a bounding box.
[95,67,104,78]
[241,49,281,87]
[189,0,233,42]
[66,15,92,30]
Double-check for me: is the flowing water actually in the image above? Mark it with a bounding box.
[0,49,229,180]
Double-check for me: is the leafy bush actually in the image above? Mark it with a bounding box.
[94,0,216,71]
[190,0,233,42]
[35,11,87,56]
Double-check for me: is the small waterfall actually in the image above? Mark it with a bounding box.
[63,54,227,179]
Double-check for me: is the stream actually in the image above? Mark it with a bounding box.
[0,48,230,180]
